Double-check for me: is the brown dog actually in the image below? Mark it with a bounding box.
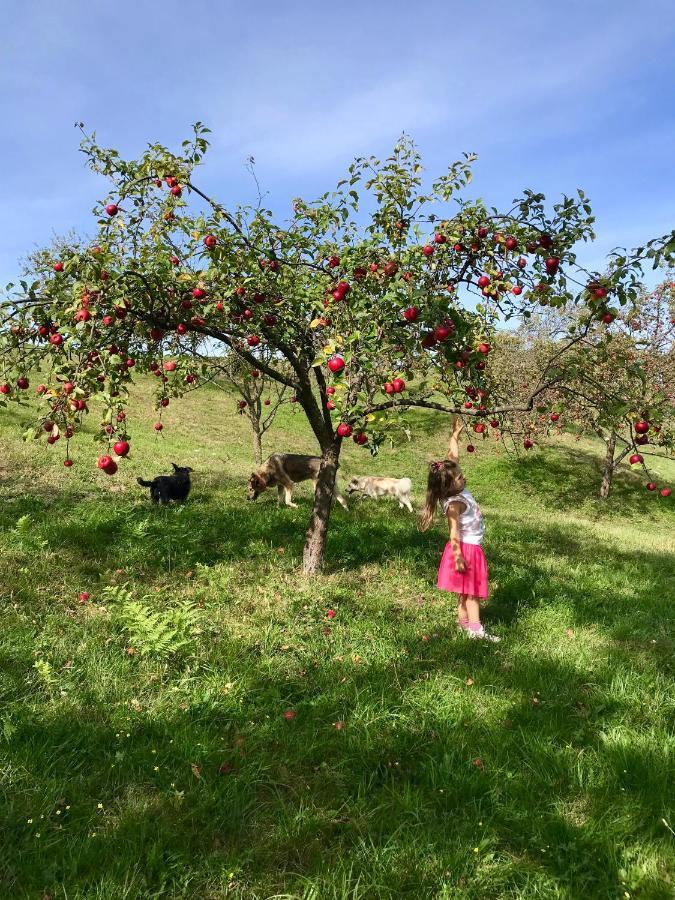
[247,453,348,509]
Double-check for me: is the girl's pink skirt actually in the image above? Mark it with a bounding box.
[437,541,489,599]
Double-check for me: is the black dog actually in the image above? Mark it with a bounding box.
[137,463,193,504]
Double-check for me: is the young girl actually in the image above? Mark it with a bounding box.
[418,417,499,642]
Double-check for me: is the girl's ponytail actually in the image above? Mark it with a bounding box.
[418,459,463,531]
[418,461,444,532]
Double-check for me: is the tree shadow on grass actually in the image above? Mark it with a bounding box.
[3,625,673,899]
[505,443,671,520]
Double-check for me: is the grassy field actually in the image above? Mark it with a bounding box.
[1,378,674,899]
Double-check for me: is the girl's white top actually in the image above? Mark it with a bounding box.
[442,489,485,545]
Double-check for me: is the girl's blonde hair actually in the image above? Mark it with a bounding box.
[418,459,464,532]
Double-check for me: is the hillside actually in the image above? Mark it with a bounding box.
[1,377,674,899]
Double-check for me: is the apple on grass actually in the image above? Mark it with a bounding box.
[660,488,671,497]
[97,455,118,475]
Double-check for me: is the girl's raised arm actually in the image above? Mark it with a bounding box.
[447,416,464,462]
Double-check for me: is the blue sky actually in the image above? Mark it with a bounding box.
[2,0,674,286]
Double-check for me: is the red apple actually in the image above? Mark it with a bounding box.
[634,420,649,434]
[204,234,217,249]
[550,413,559,422]
[477,275,490,289]
[170,256,180,266]
[53,261,64,272]
[328,255,340,268]
[629,453,643,464]
[149,328,164,341]
[545,257,560,276]
[263,314,278,327]
[384,261,398,277]
[192,287,206,300]
[490,419,499,428]
[601,313,614,324]
[512,285,523,296]
[369,262,379,272]
[391,378,406,393]
[154,422,163,431]
[326,386,335,395]
[78,592,90,602]
[434,324,453,342]
[326,401,336,410]
[264,399,271,406]
[353,432,368,445]
[105,203,118,216]
[238,400,247,410]
[164,360,177,372]
[467,445,475,453]
[327,356,345,374]
[64,459,73,467]
[523,439,534,449]
[50,333,63,346]
[421,334,437,350]
[538,233,553,249]
[646,482,657,491]
[660,488,671,497]
[505,236,517,251]
[474,423,485,434]
[337,423,352,438]
[422,244,434,257]
[16,377,29,390]
[403,306,419,322]
[353,267,367,280]
[478,343,491,355]
[170,185,182,197]
[98,455,118,475]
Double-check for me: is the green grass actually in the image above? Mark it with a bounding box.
[1,379,674,899]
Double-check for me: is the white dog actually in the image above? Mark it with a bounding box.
[346,475,414,512]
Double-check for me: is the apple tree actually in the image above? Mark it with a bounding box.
[1,125,674,572]
[209,348,293,465]
[480,277,675,497]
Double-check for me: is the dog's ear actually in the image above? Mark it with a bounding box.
[172,463,179,471]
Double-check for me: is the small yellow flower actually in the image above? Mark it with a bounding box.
[473,847,479,853]
[35,832,41,838]
[97,803,104,810]
[154,766,159,772]
[27,819,33,824]
[56,810,61,816]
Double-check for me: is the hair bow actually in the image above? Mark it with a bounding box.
[431,460,443,472]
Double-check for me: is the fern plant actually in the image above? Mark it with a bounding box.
[116,599,199,657]
[102,584,199,657]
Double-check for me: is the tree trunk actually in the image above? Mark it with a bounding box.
[251,419,263,466]
[599,430,617,499]
[302,441,341,574]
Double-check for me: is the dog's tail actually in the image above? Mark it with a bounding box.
[137,478,153,488]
